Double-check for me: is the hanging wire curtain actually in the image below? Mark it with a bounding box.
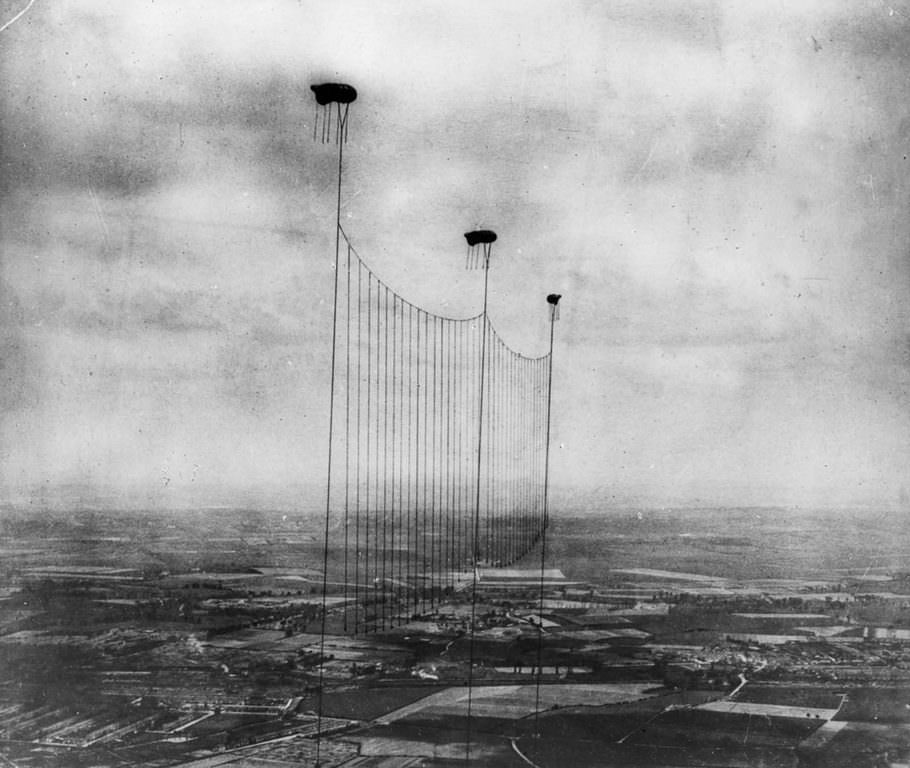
[325,224,551,634]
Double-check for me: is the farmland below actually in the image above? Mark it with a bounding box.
[1,505,909,766]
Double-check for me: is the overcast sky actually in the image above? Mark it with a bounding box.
[1,0,908,513]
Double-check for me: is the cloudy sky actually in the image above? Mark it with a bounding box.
[1,0,908,513]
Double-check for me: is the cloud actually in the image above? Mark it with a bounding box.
[0,279,39,412]
[829,3,910,63]
[688,93,771,173]
[599,0,723,51]
[1,1,908,509]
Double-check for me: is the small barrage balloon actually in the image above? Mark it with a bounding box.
[464,229,497,269]
[310,82,357,144]
[547,293,562,320]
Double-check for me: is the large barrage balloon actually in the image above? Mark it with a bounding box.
[464,230,497,247]
[311,82,357,144]
[464,229,497,269]
[547,293,562,320]
[311,83,357,105]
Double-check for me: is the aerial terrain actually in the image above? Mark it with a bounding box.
[1,505,908,767]
[2,2,909,767]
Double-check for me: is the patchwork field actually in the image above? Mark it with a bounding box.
[377,682,662,723]
[698,700,838,720]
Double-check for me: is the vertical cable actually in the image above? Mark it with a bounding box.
[466,249,492,764]
[496,340,501,564]
[452,323,459,583]
[414,309,422,617]
[440,317,446,598]
[504,349,509,567]
[536,360,540,544]
[519,356,524,559]
[316,125,345,766]
[521,356,526,558]
[422,309,429,614]
[490,337,497,565]
[515,355,520,563]
[343,243,351,632]
[502,347,507,566]
[430,315,438,610]
[374,278,381,630]
[511,353,517,565]
[441,319,448,593]
[382,286,390,630]
[437,316,444,604]
[390,294,397,629]
[437,317,444,599]
[490,337,502,565]
[354,260,362,633]
[447,320,452,591]
[448,321,456,590]
[488,337,494,565]
[484,333,497,567]
[523,357,530,557]
[404,304,415,619]
[532,358,537,547]
[463,322,468,574]
[445,320,454,591]
[534,317,557,736]
[455,321,462,577]
[365,274,372,632]
[465,321,471,571]
[539,360,545,540]
[463,320,471,572]
[460,322,466,574]
[396,300,402,624]
[507,351,513,566]
[397,299,404,621]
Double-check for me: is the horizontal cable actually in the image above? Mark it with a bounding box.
[485,317,551,363]
[340,225,479,324]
